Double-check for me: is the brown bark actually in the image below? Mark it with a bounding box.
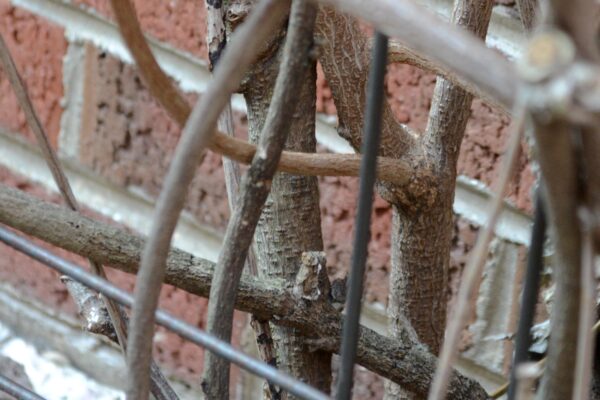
[202,1,319,398]
[395,0,494,354]
[0,29,178,400]
[0,183,490,399]
[316,0,516,111]
[238,2,332,396]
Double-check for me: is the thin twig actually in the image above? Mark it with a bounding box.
[514,362,541,400]
[490,319,600,399]
[429,108,525,400]
[386,38,507,112]
[205,3,281,397]
[108,1,414,189]
[316,0,517,110]
[507,195,546,400]
[202,2,316,397]
[110,0,292,398]
[572,226,596,400]
[0,183,491,400]
[0,31,178,400]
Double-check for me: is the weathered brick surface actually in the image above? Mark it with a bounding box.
[73,0,207,59]
[0,2,66,146]
[79,48,232,230]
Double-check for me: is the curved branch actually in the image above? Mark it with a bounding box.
[0,31,177,400]
[317,0,517,111]
[0,183,491,400]
[110,0,292,398]
[109,0,413,188]
[386,38,507,112]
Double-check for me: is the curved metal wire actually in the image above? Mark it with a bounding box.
[0,225,329,400]
[336,31,388,400]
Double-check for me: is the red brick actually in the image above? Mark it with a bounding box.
[0,2,66,146]
[0,166,247,389]
[79,48,233,230]
[73,0,207,59]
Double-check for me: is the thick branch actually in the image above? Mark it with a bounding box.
[0,184,490,400]
[315,8,416,158]
[109,0,413,189]
[394,0,493,350]
[110,0,292,398]
[202,2,317,398]
[0,30,178,400]
[316,0,517,110]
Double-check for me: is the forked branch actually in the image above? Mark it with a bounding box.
[0,183,491,400]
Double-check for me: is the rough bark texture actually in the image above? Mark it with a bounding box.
[0,183,491,400]
[392,0,494,353]
[240,4,332,395]
[202,1,320,398]
[315,0,492,358]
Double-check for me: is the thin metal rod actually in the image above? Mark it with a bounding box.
[0,374,45,400]
[0,225,329,400]
[336,31,388,400]
[508,194,546,400]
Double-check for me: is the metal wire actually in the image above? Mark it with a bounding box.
[0,374,45,400]
[507,193,546,400]
[336,31,388,400]
[0,225,329,400]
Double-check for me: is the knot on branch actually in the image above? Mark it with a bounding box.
[293,251,330,302]
[379,166,441,214]
[61,276,117,342]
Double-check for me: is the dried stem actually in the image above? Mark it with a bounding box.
[0,183,491,400]
[0,30,179,400]
[108,1,414,192]
[573,228,596,400]
[61,276,116,340]
[316,0,517,110]
[429,109,524,400]
[204,3,280,396]
[202,2,316,397]
[109,0,292,398]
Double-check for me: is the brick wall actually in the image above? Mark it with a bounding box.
[0,0,537,396]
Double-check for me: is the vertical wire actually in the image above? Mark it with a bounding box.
[336,31,388,400]
[508,193,547,400]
